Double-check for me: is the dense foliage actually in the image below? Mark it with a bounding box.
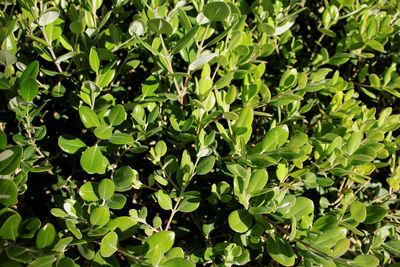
[1,0,400,266]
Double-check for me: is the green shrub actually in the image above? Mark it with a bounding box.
[1,0,400,266]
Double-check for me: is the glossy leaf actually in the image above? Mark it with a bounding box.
[147,18,173,35]
[108,104,126,126]
[36,223,56,249]
[196,156,215,175]
[79,106,100,129]
[266,233,296,266]
[80,146,104,174]
[90,207,110,227]
[0,146,22,175]
[58,134,86,154]
[203,2,231,21]
[100,231,118,258]
[228,209,252,233]
[350,201,366,223]
[0,179,18,206]
[38,8,60,26]
[99,179,115,200]
[79,181,100,202]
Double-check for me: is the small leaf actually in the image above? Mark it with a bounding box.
[19,77,38,101]
[383,240,400,256]
[172,25,200,54]
[89,47,100,73]
[94,125,113,140]
[196,156,215,175]
[350,201,366,223]
[79,181,100,202]
[364,205,387,224]
[129,19,146,36]
[0,179,18,207]
[228,209,252,233]
[108,104,126,126]
[178,191,201,213]
[98,179,115,200]
[0,146,22,175]
[114,166,135,191]
[147,18,173,35]
[79,106,100,129]
[36,223,56,249]
[366,39,384,52]
[90,207,110,227]
[38,8,60,26]
[144,231,175,258]
[155,190,172,210]
[189,53,218,71]
[58,134,86,154]
[100,231,118,258]
[0,50,17,66]
[203,2,231,21]
[353,255,379,267]
[247,169,268,196]
[266,233,296,266]
[160,258,195,267]
[108,133,133,145]
[80,146,104,174]
[347,131,362,155]
[0,213,21,241]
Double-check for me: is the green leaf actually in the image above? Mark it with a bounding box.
[203,2,231,21]
[364,205,387,224]
[80,146,104,174]
[19,217,41,239]
[144,231,175,258]
[108,104,126,126]
[21,60,39,81]
[347,131,362,155]
[160,258,195,267]
[58,134,86,154]
[94,125,113,140]
[0,146,22,175]
[232,107,253,144]
[99,179,115,200]
[79,181,100,202]
[0,50,17,66]
[100,231,118,258]
[66,220,82,239]
[279,69,298,89]
[0,213,21,241]
[89,47,100,73]
[38,8,60,26]
[155,140,167,158]
[147,18,173,35]
[383,240,400,256]
[90,207,110,227]
[36,223,56,249]
[172,25,200,54]
[196,156,215,175]
[106,194,127,210]
[19,77,38,101]
[228,209,252,233]
[266,233,296,266]
[114,166,135,191]
[0,179,18,206]
[285,197,314,220]
[29,255,57,267]
[189,53,218,71]
[178,191,201,213]
[108,133,133,145]
[77,243,96,260]
[129,19,146,36]
[350,201,366,223]
[353,255,379,267]
[366,39,384,52]
[247,169,268,196]
[332,238,350,257]
[97,69,116,88]
[155,190,172,210]
[79,106,101,129]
